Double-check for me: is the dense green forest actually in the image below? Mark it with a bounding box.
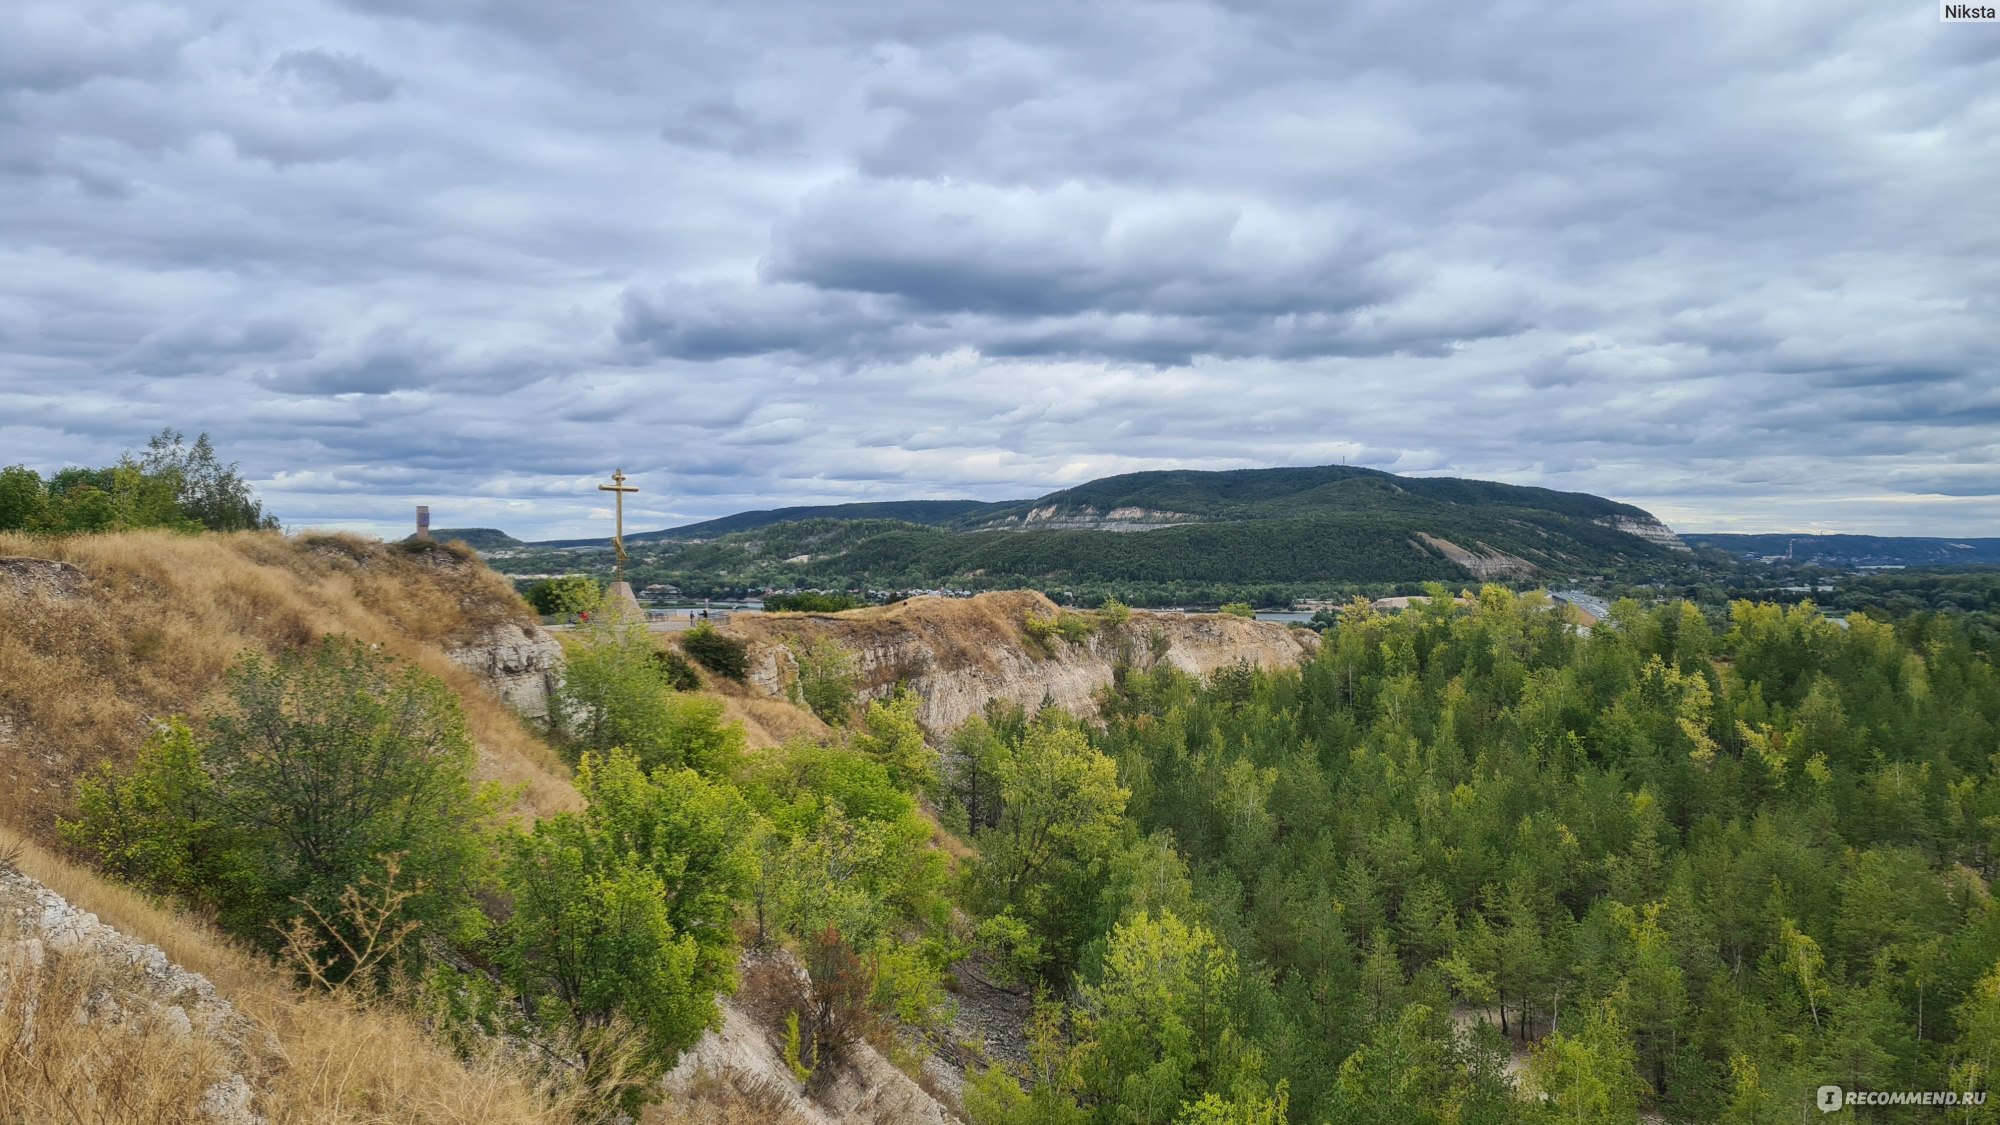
[1608,569,2000,659]
[1786,570,2000,658]
[944,590,2000,1123]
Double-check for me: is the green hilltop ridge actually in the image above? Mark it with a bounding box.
[493,464,1694,599]
[534,499,996,547]
[961,464,1658,527]
[414,527,525,550]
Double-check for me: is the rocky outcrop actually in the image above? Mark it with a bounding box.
[446,621,564,719]
[665,949,960,1125]
[976,505,1198,533]
[1594,515,1691,552]
[1,867,262,1123]
[725,592,1316,734]
[0,556,88,599]
[1415,534,1538,580]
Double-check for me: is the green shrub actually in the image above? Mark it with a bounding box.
[1023,614,1060,648]
[974,911,1044,987]
[555,617,744,773]
[525,574,601,616]
[1055,611,1096,644]
[967,721,1127,980]
[1098,597,1132,626]
[870,936,955,1029]
[495,812,708,1115]
[783,1011,813,1084]
[679,623,749,681]
[63,638,495,985]
[791,637,859,724]
[139,428,280,531]
[0,465,47,532]
[651,649,701,691]
[1025,611,1097,649]
[849,690,938,795]
[1219,601,1256,618]
[740,737,951,947]
[491,746,759,1116]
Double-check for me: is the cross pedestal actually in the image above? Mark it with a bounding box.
[603,580,644,619]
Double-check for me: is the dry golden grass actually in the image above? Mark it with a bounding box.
[0,529,578,842]
[715,695,831,749]
[1,822,570,1124]
[737,592,1054,673]
[711,591,1059,716]
[0,944,236,1125]
[0,530,838,1124]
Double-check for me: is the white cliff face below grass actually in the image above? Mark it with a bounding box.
[447,620,565,720]
[728,592,1318,735]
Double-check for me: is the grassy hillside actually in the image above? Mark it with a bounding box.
[0,530,595,1123]
[0,530,578,841]
[0,528,946,1125]
[1,820,574,1124]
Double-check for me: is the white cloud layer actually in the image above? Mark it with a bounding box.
[2,0,1995,538]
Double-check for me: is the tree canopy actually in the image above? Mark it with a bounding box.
[948,588,2000,1124]
[1,428,277,535]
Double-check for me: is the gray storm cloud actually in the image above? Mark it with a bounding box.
[0,0,1994,538]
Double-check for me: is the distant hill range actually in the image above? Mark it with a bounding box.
[510,465,1695,589]
[534,501,995,546]
[1684,533,2000,568]
[420,528,525,550]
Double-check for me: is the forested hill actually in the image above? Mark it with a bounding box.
[422,527,524,549]
[962,464,1658,529]
[509,464,1690,595]
[1685,533,2000,567]
[534,499,1000,547]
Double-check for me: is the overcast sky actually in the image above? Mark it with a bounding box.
[3,0,1995,540]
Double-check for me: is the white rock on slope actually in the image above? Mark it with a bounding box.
[446,620,565,718]
[1593,515,1691,552]
[664,949,960,1125]
[733,594,1316,736]
[1,867,263,1123]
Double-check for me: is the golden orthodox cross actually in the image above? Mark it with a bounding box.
[597,468,639,581]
